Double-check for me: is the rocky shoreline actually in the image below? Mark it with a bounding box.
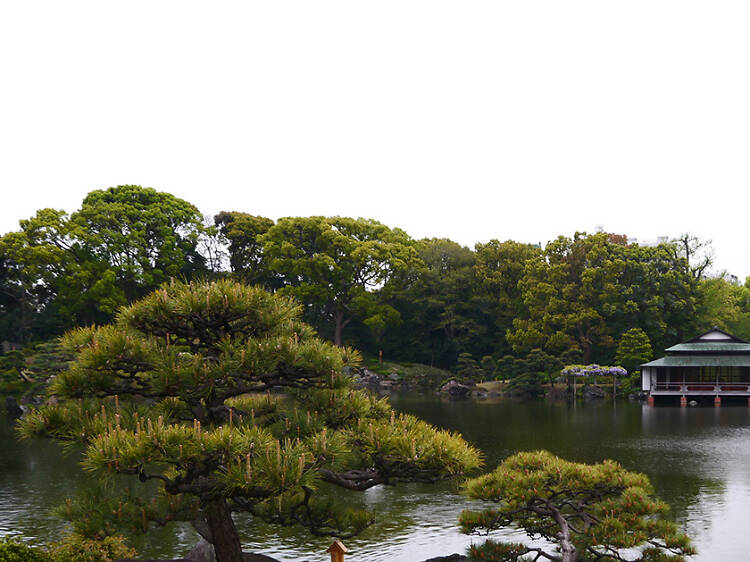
[351,367,647,403]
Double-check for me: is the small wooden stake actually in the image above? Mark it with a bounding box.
[328,540,348,562]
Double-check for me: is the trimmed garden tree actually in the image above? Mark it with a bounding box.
[615,329,653,376]
[460,451,694,562]
[19,280,481,562]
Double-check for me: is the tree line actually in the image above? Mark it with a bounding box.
[2,184,749,371]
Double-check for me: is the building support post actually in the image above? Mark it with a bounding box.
[680,395,687,407]
[647,395,655,407]
[714,395,721,407]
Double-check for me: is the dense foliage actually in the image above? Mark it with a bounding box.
[0,536,48,562]
[18,280,481,562]
[0,534,134,562]
[460,451,694,562]
[3,185,750,375]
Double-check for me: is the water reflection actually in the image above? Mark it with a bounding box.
[4,398,750,560]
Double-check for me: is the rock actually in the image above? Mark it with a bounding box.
[421,555,469,562]
[352,368,382,388]
[388,372,400,381]
[689,400,698,407]
[582,385,607,401]
[185,539,215,562]
[439,380,471,397]
[5,396,23,418]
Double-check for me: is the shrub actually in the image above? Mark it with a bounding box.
[48,534,134,562]
[0,536,49,562]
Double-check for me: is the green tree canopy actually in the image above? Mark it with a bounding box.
[19,280,481,562]
[260,216,418,346]
[474,239,542,354]
[72,185,207,294]
[1,186,209,330]
[507,233,697,364]
[615,328,653,374]
[382,238,489,367]
[460,450,694,562]
[694,276,750,341]
[214,211,275,286]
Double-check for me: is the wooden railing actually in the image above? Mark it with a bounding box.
[653,382,750,392]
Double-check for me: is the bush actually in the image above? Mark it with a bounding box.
[619,371,642,396]
[48,534,134,562]
[0,537,49,562]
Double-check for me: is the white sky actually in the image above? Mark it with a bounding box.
[1,1,748,279]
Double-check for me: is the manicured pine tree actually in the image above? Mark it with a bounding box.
[19,280,482,562]
[615,328,653,375]
[460,450,694,562]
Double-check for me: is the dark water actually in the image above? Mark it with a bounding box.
[3,397,750,560]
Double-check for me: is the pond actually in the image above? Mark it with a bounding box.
[2,396,750,561]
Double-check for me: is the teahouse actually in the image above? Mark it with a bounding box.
[641,327,750,406]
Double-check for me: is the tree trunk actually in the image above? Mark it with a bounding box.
[204,498,243,562]
[333,308,349,347]
[582,340,591,364]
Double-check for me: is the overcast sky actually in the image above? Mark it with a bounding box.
[1,1,748,279]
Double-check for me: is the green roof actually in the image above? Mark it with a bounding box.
[665,342,750,353]
[643,355,750,368]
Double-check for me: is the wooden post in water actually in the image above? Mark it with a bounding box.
[379,350,383,364]
[328,540,348,562]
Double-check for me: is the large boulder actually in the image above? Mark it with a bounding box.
[185,539,214,562]
[439,380,472,397]
[353,368,382,388]
[5,396,23,418]
[582,385,607,401]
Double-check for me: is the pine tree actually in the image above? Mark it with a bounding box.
[19,280,481,562]
[460,451,694,562]
[615,328,653,375]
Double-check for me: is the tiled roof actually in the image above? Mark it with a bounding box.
[643,355,750,367]
[665,342,750,353]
